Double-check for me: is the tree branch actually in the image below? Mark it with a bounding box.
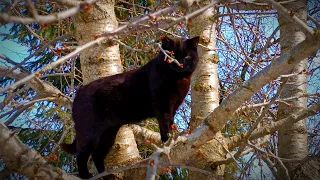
[167,30,320,164]
[225,0,299,11]
[188,33,320,147]
[227,102,320,149]
[129,124,162,146]
[0,123,79,179]
[264,0,314,37]
[0,66,72,109]
[0,0,98,24]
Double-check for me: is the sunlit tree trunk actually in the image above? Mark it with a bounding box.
[74,1,123,85]
[277,0,308,178]
[74,0,143,179]
[188,3,226,179]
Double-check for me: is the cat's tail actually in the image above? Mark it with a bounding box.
[60,139,77,155]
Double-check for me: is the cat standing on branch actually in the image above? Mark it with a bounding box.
[61,36,200,179]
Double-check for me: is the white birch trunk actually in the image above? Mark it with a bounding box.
[188,3,226,179]
[276,0,308,178]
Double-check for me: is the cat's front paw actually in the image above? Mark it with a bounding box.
[79,173,93,179]
[161,134,169,143]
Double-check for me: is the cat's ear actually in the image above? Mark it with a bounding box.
[161,35,174,50]
[186,36,199,49]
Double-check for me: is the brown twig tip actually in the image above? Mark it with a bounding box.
[306,71,313,75]
[35,72,42,77]
[148,14,158,22]
[148,14,155,19]
[80,3,93,13]
[156,43,183,68]
[47,154,58,162]
[149,160,155,166]
[9,129,20,137]
[160,34,166,39]
[171,124,178,131]
[93,35,100,40]
[289,9,294,16]
[40,23,50,28]
[56,47,62,53]
[165,58,174,63]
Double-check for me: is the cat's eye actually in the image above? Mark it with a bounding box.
[185,56,192,60]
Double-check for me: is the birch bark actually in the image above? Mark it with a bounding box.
[188,2,226,178]
[276,0,309,178]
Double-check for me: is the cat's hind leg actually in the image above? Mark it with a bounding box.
[92,127,120,176]
[76,135,97,179]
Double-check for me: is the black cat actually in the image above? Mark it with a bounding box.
[60,36,199,179]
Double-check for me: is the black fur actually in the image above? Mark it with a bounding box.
[60,36,199,179]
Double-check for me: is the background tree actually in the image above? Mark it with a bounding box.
[276,0,309,178]
[0,0,319,179]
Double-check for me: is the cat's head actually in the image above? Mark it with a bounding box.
[161,36,199,74]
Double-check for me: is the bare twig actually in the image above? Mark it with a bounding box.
[263,0,314,37]
[225,0,298,11]
[6,33,73,75]
[261,156,277,176]
[0,54,30,75]
[247,141,290,180]
[214,137,238,163]
[0,0,98,24]
[228,102,320,149]
[146,136,178,180]
[155,43,183,67]
[236,93,319,113]
[1,98,51,124]
[99,3,180,38]
[0,66,72,109]
[160,162,219,178]
[247,78,288,138]
[26,0,38,18]
[251,26,280,72]
[40,73,72,78]
[112,38,151,53]
[307,14,320,28]
[0,123,80,179]
[0,36,105,94]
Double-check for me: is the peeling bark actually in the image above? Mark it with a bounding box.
[74,0,123,85]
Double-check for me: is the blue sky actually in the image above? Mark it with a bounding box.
[0,25,30,67]
[0,25,32,126]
